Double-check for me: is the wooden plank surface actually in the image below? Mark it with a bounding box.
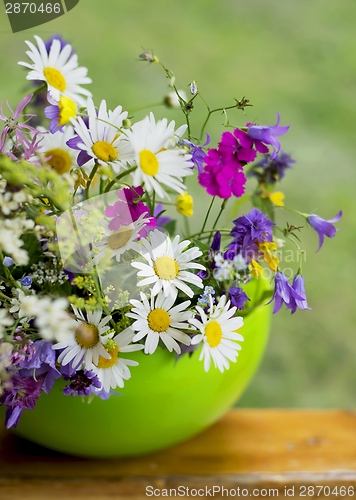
[0,409,355,499]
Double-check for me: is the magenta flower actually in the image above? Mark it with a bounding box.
[199,148,247,198]
[104,186,156,238]
[307,211,342,252]
[247,113,290,159]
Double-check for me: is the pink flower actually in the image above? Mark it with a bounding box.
[0,94,42,160]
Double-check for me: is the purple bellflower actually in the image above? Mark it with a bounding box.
[307,211,342,252]
[247,113,290,159]
[267,272,310,314]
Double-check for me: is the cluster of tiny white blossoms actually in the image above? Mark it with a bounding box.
[2,33,337,429]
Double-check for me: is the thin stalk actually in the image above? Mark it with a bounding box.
[85,162,99,199]
[104,166,136,193]
[200,196,215,235]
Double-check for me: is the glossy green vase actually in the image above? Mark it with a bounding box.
[5,283,272,458]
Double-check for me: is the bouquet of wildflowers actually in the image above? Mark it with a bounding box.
[0,36,342,429]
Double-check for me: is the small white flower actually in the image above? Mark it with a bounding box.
[132,229,205,299]
[0,309,14,339]
[19,295,76,343]
[70,98,134,172]
[127,291,192,354]
[52,307,113,369]
[190,295,244,372]
[18,36,92,105]
[124,113,194,199]
[91,328,143,392]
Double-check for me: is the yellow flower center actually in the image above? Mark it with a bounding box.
[43,67,66,91]
[205,321,223,347]
[154,256,179,280]
[45,148,72,174]
[96,343,119,369]
[107,227,132,250]
[58,96,77,126]
[92,141,118,163]
[176,191,194,217]
[75,323,99,349]
[139,149,159,176]
[147,308,170,332]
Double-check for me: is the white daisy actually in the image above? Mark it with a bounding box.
[70,98,134,172]
[52,307,113,369]
[34,125,78,174]
[190,295,244,372]
[132,229,205,298]
[91,328,143,392]
[123,113,194,199]
[18,36,92,105]
[95,213,149,264]
[127,291,193,354]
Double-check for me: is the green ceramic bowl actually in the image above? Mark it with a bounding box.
[4,282,272,458]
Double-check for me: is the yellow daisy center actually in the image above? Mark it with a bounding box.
[45,148,72,174]
[154,256,179,280]
[96,343,119,369]
[75,323,100,349]
[205,321,223,348]
[58,96,77,126]
[43,67,66,91]
[147,308,170,332]
[139,149,159,176]
[107,227,132,250]
[92,141,118,163]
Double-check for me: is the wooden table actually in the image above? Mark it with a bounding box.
[0,410,355,499]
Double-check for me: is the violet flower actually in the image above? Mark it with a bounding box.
[182,134,210,174]
[247,113,290,159]
[19,340,61,394]
[62,369,102,397]
[267,272,305,314]
[307,211,342,252]
[229,286,250,310]
[290,274,312,314]
[249,151,295,185]
[0,373,44,428]
[154,203,172,228]
[228,208,275,260]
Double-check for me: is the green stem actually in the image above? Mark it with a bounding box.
[104,166,137,193]
[85,162,99,199]
[200,196,215,235]
[187,227,231,240]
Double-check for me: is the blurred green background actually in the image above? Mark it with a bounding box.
[0,0,354,407]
